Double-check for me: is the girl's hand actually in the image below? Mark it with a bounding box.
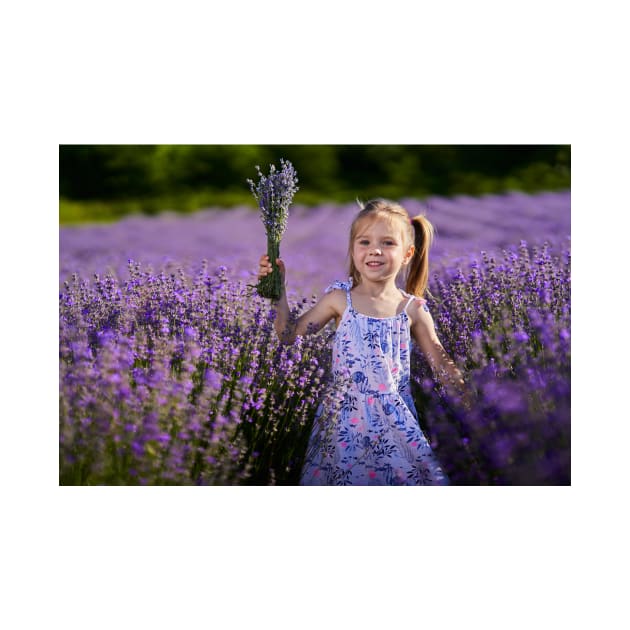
[258,254,286,279]
[257,255,286,295]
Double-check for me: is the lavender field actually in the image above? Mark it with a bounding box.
[59,190,571,485]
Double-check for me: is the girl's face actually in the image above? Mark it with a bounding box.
[351,216,413,284]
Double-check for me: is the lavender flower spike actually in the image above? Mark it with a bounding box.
[247,159,299,300]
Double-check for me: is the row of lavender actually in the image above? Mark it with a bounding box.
[59,191,570,484]
[60,191,570,293]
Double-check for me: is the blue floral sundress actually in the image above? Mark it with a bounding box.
[300,279,449,486]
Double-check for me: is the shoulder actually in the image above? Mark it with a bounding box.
[322,279,352,314]
[320,288,347,315]
[406,296,441,345]
[405,295,432,326]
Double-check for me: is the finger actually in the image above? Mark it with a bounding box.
[257,261,271,277]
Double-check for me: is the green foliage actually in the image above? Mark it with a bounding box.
[59,145,570,224]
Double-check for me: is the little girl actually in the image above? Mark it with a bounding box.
[257,198,465,485]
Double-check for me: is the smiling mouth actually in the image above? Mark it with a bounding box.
[366,261,384,267]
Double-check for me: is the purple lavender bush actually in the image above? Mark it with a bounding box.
[247,159,299,300]
[59,191,570,485]
[411,241,570,484]
[60,262,333,485]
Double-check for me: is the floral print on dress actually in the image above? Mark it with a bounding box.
[300,279,449,486]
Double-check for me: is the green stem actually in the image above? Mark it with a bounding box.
[257,236,282,300]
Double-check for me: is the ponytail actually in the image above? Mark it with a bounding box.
[405,215,434,297]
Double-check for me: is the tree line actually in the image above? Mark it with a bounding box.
[60,145,570,204]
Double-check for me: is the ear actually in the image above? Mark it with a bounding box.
[403,245,415,265]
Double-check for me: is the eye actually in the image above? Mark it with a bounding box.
[358,239,370,245]
[383,240,395,246]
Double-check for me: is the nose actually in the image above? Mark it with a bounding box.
[371,248,382,256]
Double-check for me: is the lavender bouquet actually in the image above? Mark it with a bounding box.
[247,159,299,300]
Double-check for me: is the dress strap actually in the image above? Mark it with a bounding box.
[325,278,353,307]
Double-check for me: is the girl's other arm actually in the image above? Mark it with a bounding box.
[409,299,466,395]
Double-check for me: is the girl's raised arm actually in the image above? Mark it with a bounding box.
[258,255,343,343]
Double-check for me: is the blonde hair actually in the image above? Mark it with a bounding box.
[348,198,434,297]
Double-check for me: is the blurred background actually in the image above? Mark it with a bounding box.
[59,145,570,224]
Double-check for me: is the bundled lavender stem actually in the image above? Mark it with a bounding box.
[247,159,299,300]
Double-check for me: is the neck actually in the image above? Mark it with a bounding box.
[354,278,400,298]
